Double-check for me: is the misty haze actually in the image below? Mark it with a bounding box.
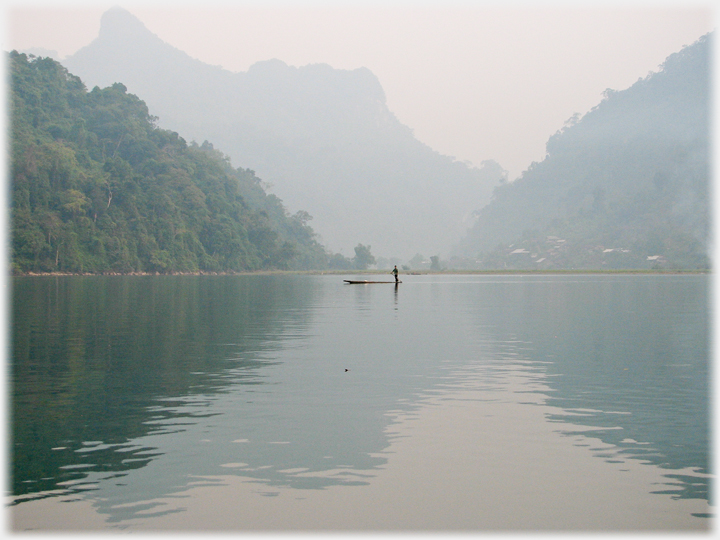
[6,3,713,533]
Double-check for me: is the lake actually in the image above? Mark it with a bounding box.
[8,273,713,531]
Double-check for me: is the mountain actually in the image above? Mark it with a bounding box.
[10,52,326,274]
[63,7,503,259]
[453,33,711,270]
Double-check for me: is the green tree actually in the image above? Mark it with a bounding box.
[327,252,353,270]
[353,244,376,270]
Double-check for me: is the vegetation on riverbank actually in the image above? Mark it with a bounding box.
[13,268,709,277]
[10,52,328,275]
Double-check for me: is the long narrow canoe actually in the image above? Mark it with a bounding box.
[344,280,401,284]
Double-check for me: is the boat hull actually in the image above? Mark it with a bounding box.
[343,280,401,284]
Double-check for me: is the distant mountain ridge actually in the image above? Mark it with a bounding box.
[453,33,711,270]
[64,7,503,258]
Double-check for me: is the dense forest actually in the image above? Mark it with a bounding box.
[10,51,332,274]
[454,34,711,270]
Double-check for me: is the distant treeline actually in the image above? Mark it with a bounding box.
[10,52,351,274]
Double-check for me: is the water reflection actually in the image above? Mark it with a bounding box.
[12,274,464,523]
[11,275,322,504]
[10,273,711,527]
[453,274,711,504]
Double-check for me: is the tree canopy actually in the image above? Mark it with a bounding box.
[10,52,328,274]
[352,244,376,270]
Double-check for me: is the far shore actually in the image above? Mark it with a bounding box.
[10,268,711,277]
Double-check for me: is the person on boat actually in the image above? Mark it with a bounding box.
[391,265,399,283]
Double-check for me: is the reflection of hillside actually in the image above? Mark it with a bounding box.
[11,274,321,501]
[466,275,710,501]
[13,274,453,523]
[12,274,709,527]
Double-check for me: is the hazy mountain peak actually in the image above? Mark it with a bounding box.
[64,7,504,257]
[99,7,152,42]
[66,7,216,91]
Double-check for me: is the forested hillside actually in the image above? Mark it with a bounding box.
[454,34,711,270]
[10,52,327,274]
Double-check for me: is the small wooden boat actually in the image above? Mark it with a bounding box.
[344,280,401,284]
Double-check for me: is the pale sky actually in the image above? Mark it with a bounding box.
[2,1,716,180]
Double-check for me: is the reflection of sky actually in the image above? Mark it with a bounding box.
[12,274,712,525]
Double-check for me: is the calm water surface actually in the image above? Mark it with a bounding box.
[9,273,712,529]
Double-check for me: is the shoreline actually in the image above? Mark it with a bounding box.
[10,268,711,277]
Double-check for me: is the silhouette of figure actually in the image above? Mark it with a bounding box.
[391,265,399,283]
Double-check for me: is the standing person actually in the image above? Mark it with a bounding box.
[391,265,399,283]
